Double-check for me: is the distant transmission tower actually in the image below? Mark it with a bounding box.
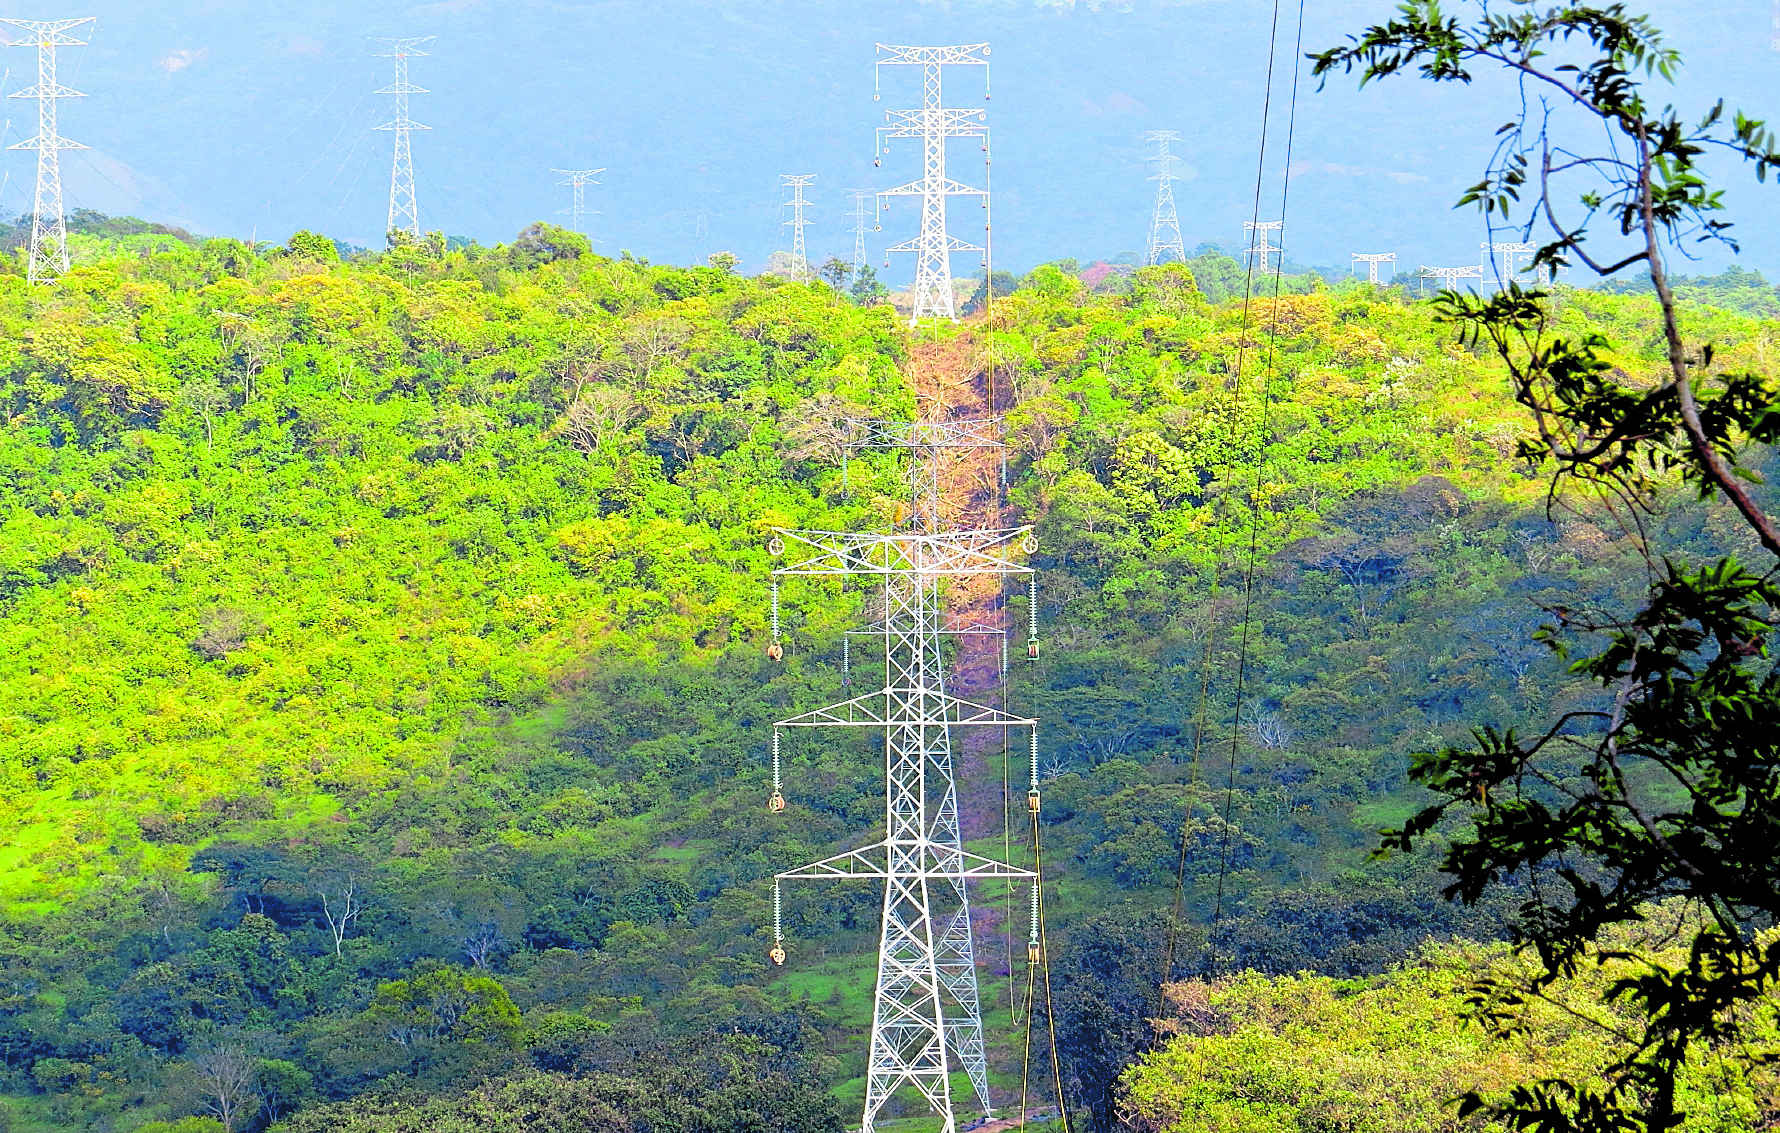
[1144,131,1186,265]
[875,43,989,325]
[849,187,873,279]
[553,167,605,233]
[782,174,816,279]
[1244,220,1283,272]
[4,18,93,284]
[1352,252,1395,285]
[768,418,1039,1133]
[374,37,433,242]
[1423,263,1486,292]
[1481,240,1538,286]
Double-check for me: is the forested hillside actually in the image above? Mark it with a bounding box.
[0,220,1767,1132]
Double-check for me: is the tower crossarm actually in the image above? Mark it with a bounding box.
[771,527,1034,577]
[846,418,1004,449]
[847,618,1005,637]
[877,177,984,198]
[875,43,990,66]
[885,234,983,253]
[774,688,1034,729]
[880,109,986,137]
[778,841,1037,882]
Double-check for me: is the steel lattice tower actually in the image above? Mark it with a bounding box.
[782,174,816,279]
[1481,240,1539,285]
[875,44,988,325]
[4,18,93,285]
[850,187,873,280]
[1244,220,1283,272]
[1144,131,1186,265]
[374,37,433,241]
[553,167,605,233]
[769,418,1039,1133]
[1352,252,1395,284]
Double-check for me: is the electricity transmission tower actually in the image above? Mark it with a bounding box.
[849,187,873,280]
[1352,252,1395,285]
[1481,240,1539,285]
[4,18,92,284]
[1423,263,1485,293]
[875,43,989,325]
[1144,131,1186,265]
[1244,220,1283,271]
[782,174,816,279]
[553,168,604,233]
[768,418,1040,1133]
[374,37,433,242]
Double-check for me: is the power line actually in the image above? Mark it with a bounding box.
[373,36,432,241]
[1144,130,1185,265]
[3,17,93,284]
[875,43,989,325]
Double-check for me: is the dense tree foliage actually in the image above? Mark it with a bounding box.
[0,214,1762,1130]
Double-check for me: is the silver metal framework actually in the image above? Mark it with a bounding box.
[374,37,433,241]
[1481,240,1541,285]
[4,18,92,285]
[771,419,1036,1133]
[1352,252,1395,285]
[1144,131,1185,266]
[782,174,816,280]
[875,44,988,325]
[850,187,873,281]
[1244,220,1283,272]
[554,167,605,233]
[1424,263,1486,288]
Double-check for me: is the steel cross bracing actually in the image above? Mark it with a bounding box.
[782,174,816,279]
[875,43,988,326]
[4,18,93,285]
[773,418,1035,1133]
[554,168,605,233]
[842,417,1004,532]
[374,37,433,241]
[1244,220,1283,272]
[1481,240,1540,285]
[1144,131,1186,266]
[850,188,873,280]
[1352,252,1395,285]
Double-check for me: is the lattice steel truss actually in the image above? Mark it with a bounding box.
[1244,219,1283,271]
[1481,240,1542,285]
[782,174,816,280]
[4,18,92,285]
[554,168,605,233]
[1144,131,1185,266]
[770,418,1038,1133]
[1352,252,1395,285]
[374,37,433,241]
[874,44,988,325]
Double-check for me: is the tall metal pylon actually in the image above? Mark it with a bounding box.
[553,167,605,233]
[782,174,816,279]
[1144,130,1186,265]
[4,18,92,285]
[1481,240,1539,285]
[874,44,989,326]
[373,37,433,242]
[1244,220,1283,272]
[768,417,1040,1133]
[1352,252,1395,285]
[849,187,873,280]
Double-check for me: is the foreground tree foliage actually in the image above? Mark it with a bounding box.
[1126,910,1780,1133]
[1315,4,1780,1131]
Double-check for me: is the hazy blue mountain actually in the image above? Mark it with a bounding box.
[0,0,1774,282]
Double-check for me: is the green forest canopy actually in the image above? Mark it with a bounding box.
[0,220,1771,1131]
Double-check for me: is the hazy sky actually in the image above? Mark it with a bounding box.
[0,0,1774,283]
